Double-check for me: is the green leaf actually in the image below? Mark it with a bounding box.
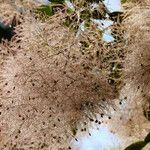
[51,0,65,4]
[80,9,91,21]
[67,8,74,14]
[144,132,150,143]
[71,127,77,136]
[121,0,128,3]
[36,5,53,16]
[124,141,147,150]
[143,105,150,121]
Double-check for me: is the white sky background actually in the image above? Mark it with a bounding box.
[102,0,123,42]
[104,0,123,12]
[75,125,122,150]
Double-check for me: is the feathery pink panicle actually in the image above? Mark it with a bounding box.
[124,1,150,97]
[126,0,150,5]
[116,0,150,142]
[0,9,119,150]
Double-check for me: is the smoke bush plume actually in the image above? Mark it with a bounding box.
[116,0,150,143]
[0,7,120,150]
[124,2,150,98]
